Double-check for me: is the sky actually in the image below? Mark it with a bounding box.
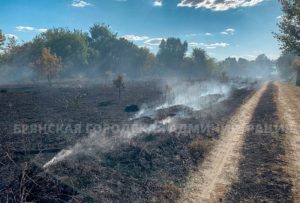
[0,0,283,60]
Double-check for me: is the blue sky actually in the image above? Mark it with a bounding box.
[0,0,282,60]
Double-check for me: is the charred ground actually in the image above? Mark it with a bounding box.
[0,80,256,202]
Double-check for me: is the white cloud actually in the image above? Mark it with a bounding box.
[16,26,35,32]
[144,38,164,46]
[226,28,235,33]
[122,35,149,41]
[230,54,257,60]
[276,15,282,20]
[5,34,18,39]
[153,0,162,7]
[189,42,200,47]
[16,26,47,33]
[177,0,264,11]
[72,0,91,8]
[189,41,229,49]
[206,42,229,48]
[221,28,235,35]
[185,33,201,37]
[186,33,212,37]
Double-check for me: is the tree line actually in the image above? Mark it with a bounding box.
[0,23,291,83]
[275,0,300,85]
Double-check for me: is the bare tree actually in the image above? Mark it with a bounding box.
[113,75,125,100]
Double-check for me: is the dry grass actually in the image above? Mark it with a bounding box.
[188,138,214,163]
[151,184,180,203]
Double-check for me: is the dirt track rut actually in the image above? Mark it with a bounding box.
[225,83,292,202]
[179,84,267,203]
[276,83,300,202]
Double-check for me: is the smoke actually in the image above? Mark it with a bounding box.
[158,80,231,110]
[43,131,122,168]
[43,149,73,168]
[43,80,233,169]
[43,123,161,168]
[0,65,36,85]
[134,80,231,120]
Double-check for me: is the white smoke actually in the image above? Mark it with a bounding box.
[43,123,164,168]
[158,80,230,110]
[134,80,231,120]
[44,80,232,169]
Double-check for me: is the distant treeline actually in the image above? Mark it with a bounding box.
[0,24,297,82]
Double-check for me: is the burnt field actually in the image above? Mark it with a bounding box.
[0,80,257,202]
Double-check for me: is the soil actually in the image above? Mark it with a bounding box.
[276,82,300,202]
[179,83,266,203]
[225,83,293,202]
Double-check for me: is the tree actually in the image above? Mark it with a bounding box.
[254,54,274,77]
[221,57,238,76]
[276,53,296,81]
[89,24,118,71]
[275,0,300,85]
[157,38,188,71]
[34,48,62,85]
[192,48,210,78]
[0,30,5,49]
[33,28,89,69]
[0,30,5,64]
[293,56,300,85]
[113,75,125,100]
[6,36,17,53]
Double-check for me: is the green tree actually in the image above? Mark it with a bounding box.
[275,0,300,85]
[157,38,188,71]
[34,28,89,68]
[34,48,62,85]
[293,57,300,70]
[0,30,5,64]
[89,24,118,71]
[88,24,156,77]
[0,30,5,48]
[6,36,17,53]
[254,54,274,77]
[221,57,238,76]
[277,53,296,81]
[192,48,210,78]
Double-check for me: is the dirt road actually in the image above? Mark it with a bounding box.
[179,82,300,202]
[179,84,267,202]
[276,83,300,202]
[225,83,292,202]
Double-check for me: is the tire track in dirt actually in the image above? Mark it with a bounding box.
[276,83,300,202]
[178,84,267,203]
[225,83,293,202]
